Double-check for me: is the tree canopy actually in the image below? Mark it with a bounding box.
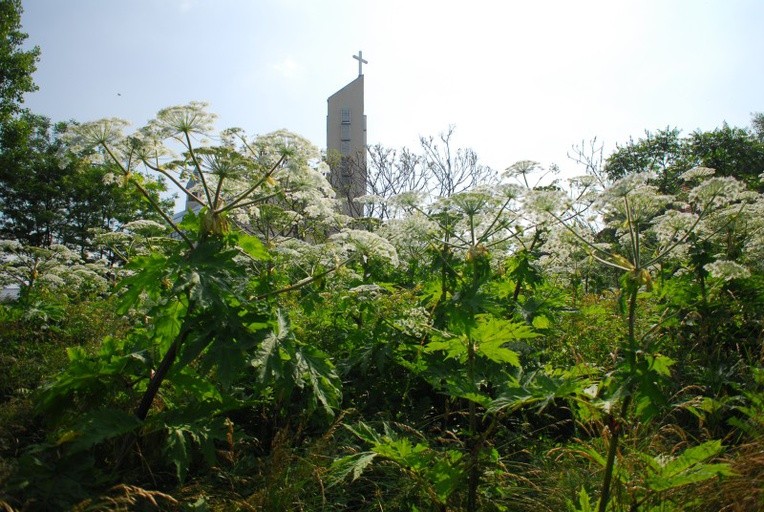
[0,112,170,253]
[0,0,39,121]
[604,118,764,193]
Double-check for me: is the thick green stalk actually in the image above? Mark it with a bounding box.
[465,248,484,512]
[134,320,194,421]
[598,281,639,512]
[116,306,196,468]
[466,328,479,512]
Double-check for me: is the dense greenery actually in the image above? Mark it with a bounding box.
[0,112,170,253]
[0,8,761,507]
[0,0,39,122]
[603,124,764,193]
[0,99,762,512]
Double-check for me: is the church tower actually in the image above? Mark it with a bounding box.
[327,51,367,217]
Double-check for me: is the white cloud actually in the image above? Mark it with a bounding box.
[272,57,301,79]
[167,0,195,13]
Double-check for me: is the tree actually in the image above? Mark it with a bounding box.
[420,125,497,197]
[364,144,428,219]
[752,112,764,141]
[0,113,64,247]
[603,127,689,192]
[689,123,764,191]
[604,122,764,193]
[0,0,39,121]
[360,126,497,219]
[0,112,170,253]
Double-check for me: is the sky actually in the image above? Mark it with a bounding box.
[19,0,764,180]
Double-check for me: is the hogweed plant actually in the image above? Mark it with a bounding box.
[543,169,751,511]
[0,240,110,301]
[337,173,584,510]
[12,103,401,502]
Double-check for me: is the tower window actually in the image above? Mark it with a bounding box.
[341,108,351,124]
[341,124,351,141]
[340,140,351,154]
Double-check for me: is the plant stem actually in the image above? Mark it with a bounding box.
[599,395,631,512]
[598,281,639,512]
[134,323,192,421]
[115,306,196,468]
[466,328,478,512]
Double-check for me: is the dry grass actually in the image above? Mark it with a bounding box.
[693,439,764,512]
[70,484,179,512]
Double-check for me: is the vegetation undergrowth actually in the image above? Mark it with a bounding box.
[1,104,763,511]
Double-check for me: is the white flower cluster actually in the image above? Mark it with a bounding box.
[650,210,698,247]
[283,165,342,224]
[392,306,431,338]
[129,127,177,163]
[603,172,655,199]
[0,242,110,295]
[538,222,595,279]
[688,176,747,211]
[388,191,426,210]
[523,188,570,216]
[603,184,673,226]
[122,220,168,235]
[61,118,133,167]
[151,101,217,138]
[739,196,764,269]
[93,231,132,248]
[447,187,494,216]
[704,260,751,281]
[273,237,315,261]
[329,229,399,267]
[378,213,438,267]
[503,160,541,181]
[65,118,131,149]
[348,283,386,294]
[680,166,716,182]
[348,284,388,303]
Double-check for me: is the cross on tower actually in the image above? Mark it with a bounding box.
[353,50,368,76]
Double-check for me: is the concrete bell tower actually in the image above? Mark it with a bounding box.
[327,51,368,217]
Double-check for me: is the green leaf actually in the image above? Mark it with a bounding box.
[117,252,172,314]
[645,440,735,492]
[424,335,467,361]
[531,314,551,330]
[477,338,521,366]
[152,300,185,352]
[471,314,539,343]
[235,232,269,260]
[294,343,342,416]
[57,408,141,454]
[344,422,384,445]
[647,353,675,377]
[634,378,667,421]
[168,368,222,403]
[489,386,538,413]
[489,368,590,413]
[251,310,341,416]
[425,315,535,366]
[567,486,595,512]
[328,452,377,486]
[428,449,464,501]
[441,376,492,407]
[471,316,536,366]
[164,426,191,483]
[252,313,290,383]
[373,437,429,470]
